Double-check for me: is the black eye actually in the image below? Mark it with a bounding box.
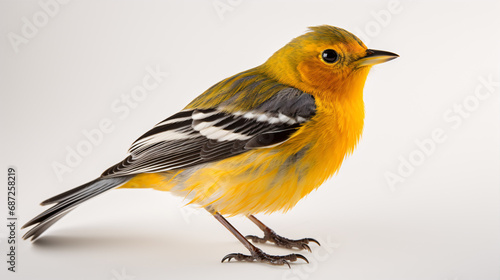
[321,49,339,63]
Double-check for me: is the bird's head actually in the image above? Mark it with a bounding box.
[262,25,398,96]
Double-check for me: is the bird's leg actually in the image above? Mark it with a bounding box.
[211,211,308,267]
[245,215,320,252]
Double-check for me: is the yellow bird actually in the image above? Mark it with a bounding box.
[23,25,398,266]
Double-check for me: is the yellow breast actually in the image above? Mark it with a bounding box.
[121,69,369,216]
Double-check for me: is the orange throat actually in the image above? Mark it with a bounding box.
[296,67,370,186]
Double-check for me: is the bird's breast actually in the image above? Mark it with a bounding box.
[287,97,365,192]
[148,80,367,215]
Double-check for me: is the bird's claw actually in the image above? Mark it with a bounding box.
[221,248,308,267]
[245,231,320,252]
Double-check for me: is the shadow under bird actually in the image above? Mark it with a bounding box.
[23,25,398,266]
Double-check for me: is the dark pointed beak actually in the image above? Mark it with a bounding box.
[357,49,399,66]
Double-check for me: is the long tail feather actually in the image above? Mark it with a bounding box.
[22,176,131,241]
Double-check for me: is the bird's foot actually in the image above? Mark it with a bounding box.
[221,247,308,267]
[246,229,320,252]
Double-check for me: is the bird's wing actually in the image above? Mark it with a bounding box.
[101,88,316,177]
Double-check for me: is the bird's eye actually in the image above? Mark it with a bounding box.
[321,49,339,64]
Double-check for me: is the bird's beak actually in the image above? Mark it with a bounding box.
[357,49,399,66]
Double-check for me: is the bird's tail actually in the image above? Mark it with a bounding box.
[22,176,131,241]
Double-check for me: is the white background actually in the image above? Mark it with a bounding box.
[1,0,499,279]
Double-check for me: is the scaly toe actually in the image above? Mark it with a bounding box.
[245,234,267,244]
[221,253,252,263]
[221,250,308,267]
[267,234,321,251]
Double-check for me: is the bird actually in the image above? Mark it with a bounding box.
[22,25,398,266]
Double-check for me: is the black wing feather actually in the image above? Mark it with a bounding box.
[102,88,316,177]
